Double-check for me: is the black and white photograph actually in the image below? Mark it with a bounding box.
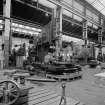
[0,0,105,105]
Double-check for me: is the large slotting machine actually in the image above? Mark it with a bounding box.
[0,80,20,105]
[0,69,71,105]
[0,71,31,105]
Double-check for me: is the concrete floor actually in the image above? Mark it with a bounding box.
[45,66,105,105]
[67,66,105,105]
[0,66,105,105]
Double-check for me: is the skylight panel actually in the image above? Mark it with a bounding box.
[99,0,105,5]
[87,22,92,27]
[101,8,105,16]
[92,0,104,11]
[86,0,96,4]
[63,9,72,17]
[85,0,105,16]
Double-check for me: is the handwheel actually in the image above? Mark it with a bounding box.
[0,80,20,105]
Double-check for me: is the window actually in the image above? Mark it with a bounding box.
[93,24,98,29]
[101,18,104,25]
[62,0,72,6]
[87,22,92,27]
[73,0,84,14]
[73,15,83,22]
[92,13,99,22]
[86,9,93,19]
[63,9,72,17]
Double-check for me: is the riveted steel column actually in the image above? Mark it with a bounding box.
[97,14,103,61]
[55,0,62,58]
[83,20,88,46]
[52,8,56,40]
[3,0,11,68]
[98,28,103,60]
[82,20,88,64]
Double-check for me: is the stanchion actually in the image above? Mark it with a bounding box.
[59,82,66,105]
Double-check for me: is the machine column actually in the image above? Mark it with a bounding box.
[3,0,11,68]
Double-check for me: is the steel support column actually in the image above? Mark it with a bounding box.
[83,20,88,46]
[3,0,11,68]
[82,20,88,64]
[55,1,62,58]
[97,14,103,61]
[98,28,103,60]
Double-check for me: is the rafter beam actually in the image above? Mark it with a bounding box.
[15,0,52,15]
[47,0,103,28]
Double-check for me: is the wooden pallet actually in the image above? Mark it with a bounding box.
[46,72,82,82]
